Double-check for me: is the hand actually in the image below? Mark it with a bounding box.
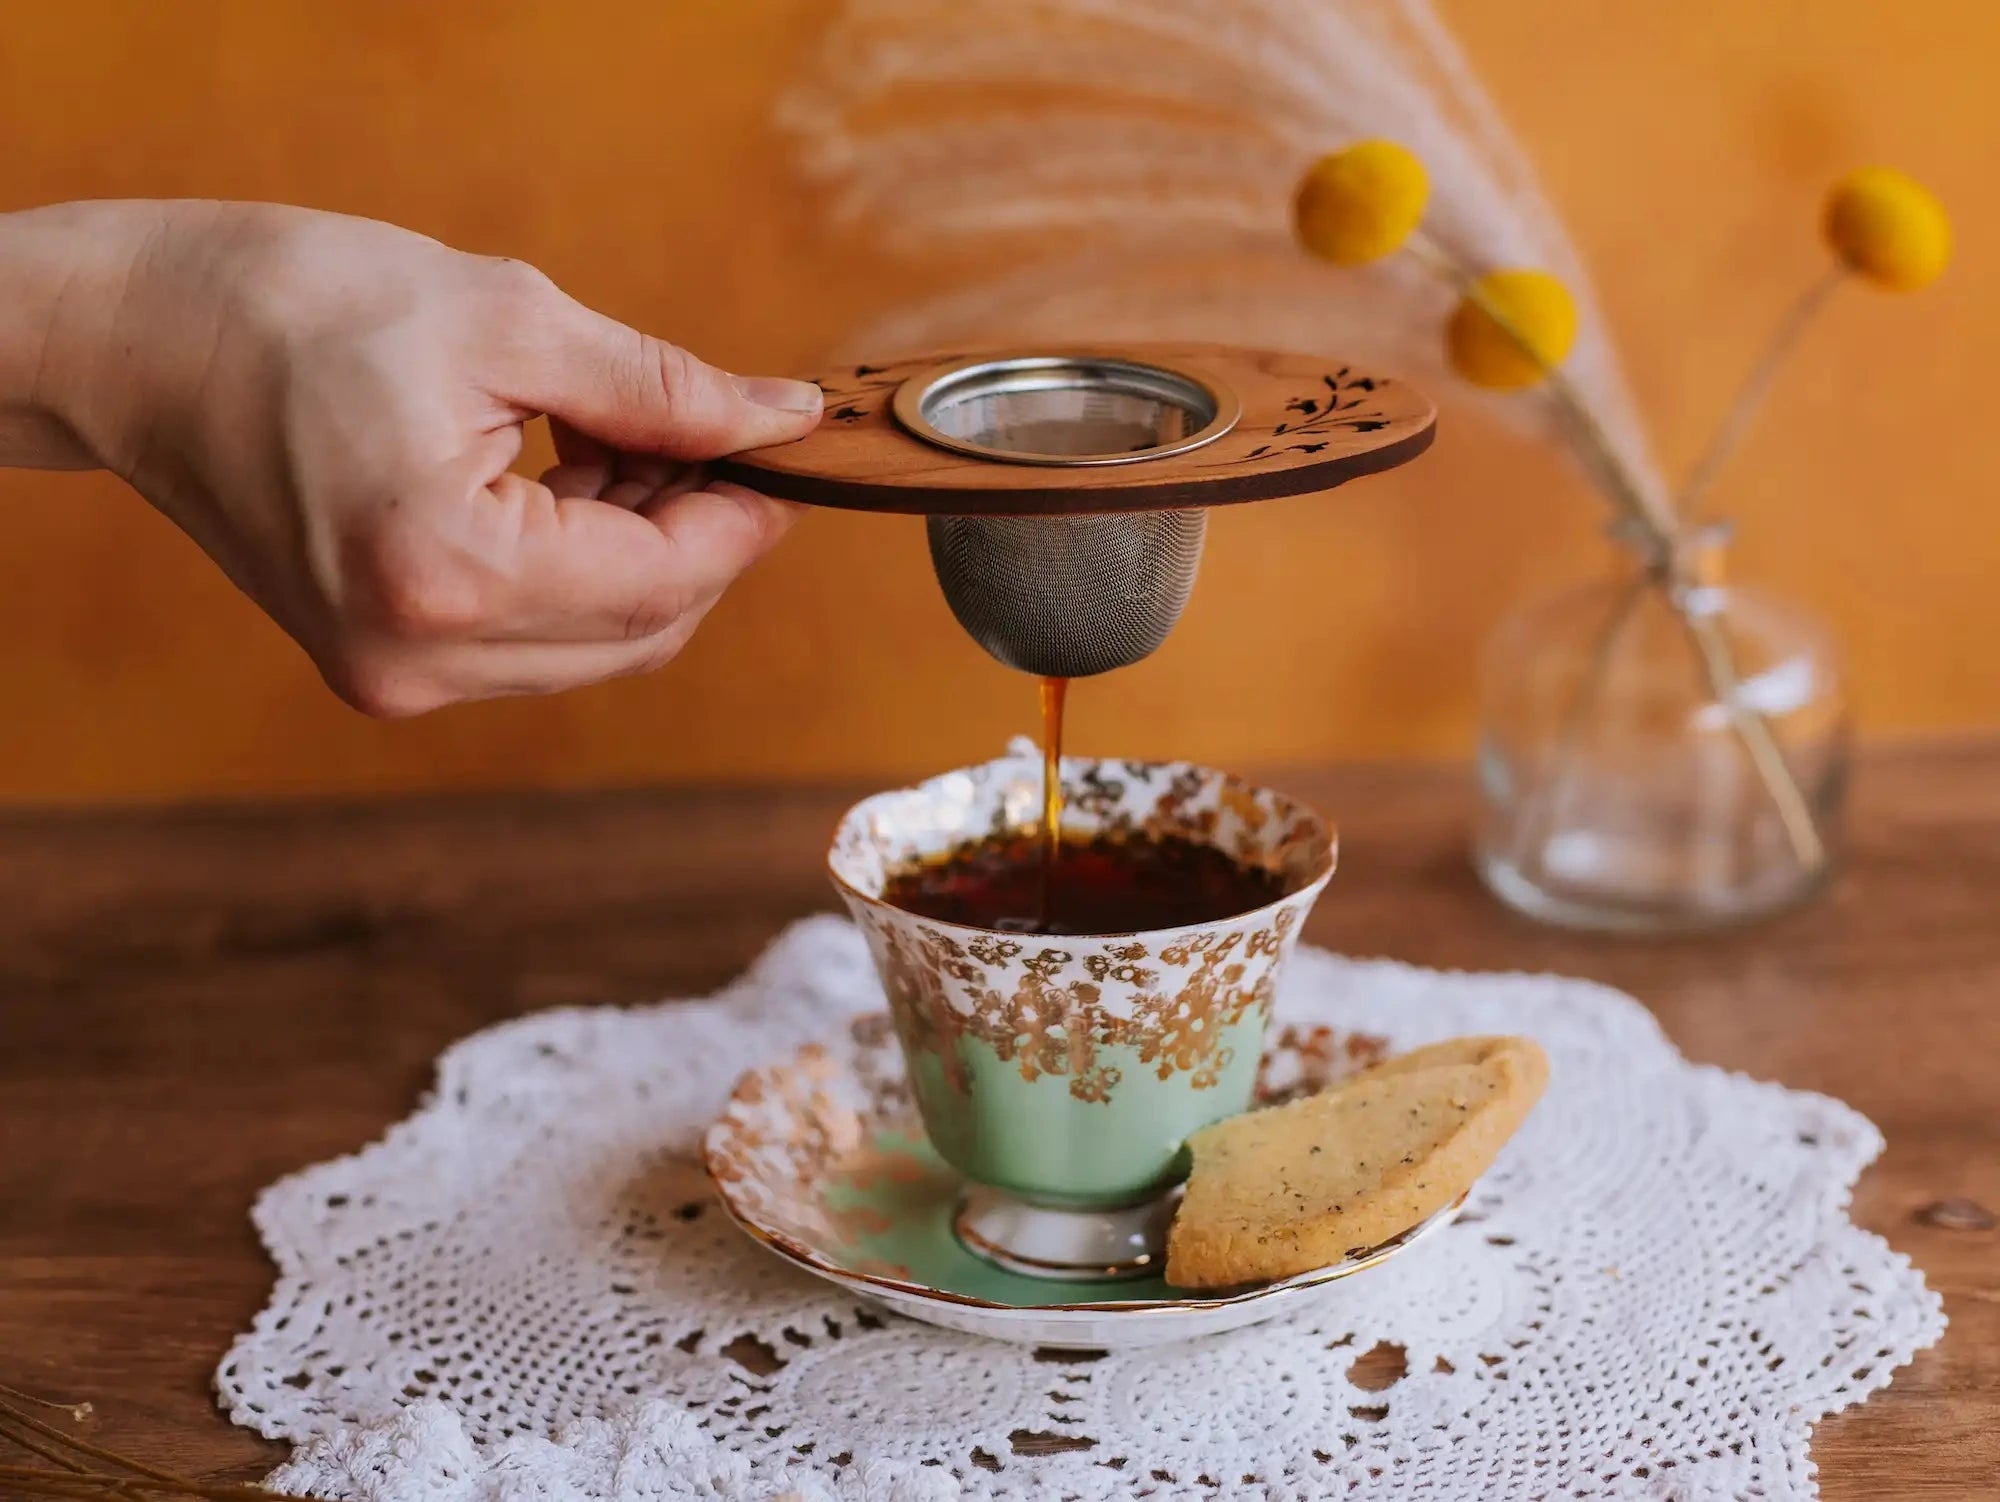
[7,200,822,715]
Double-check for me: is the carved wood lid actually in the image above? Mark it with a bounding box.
[713,344,1436,516]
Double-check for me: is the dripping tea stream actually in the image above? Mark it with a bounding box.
[1037,674,1066,928]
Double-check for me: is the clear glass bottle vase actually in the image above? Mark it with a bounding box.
[1475,522,1848,933]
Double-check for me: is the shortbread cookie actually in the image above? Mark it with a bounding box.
[1351,1034,1549,1095]
[1166,1036,1547,1289]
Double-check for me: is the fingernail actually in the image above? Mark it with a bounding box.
[733,374,823,413]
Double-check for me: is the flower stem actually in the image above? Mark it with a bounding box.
[1678,264,1847,522]
[0,1467,280,1501]
[0,1402,185,1488]
[1676,605,1827,862]
[0,1387,94,1424]
[1407,228,1827,872]
[1407,230,1678,544]
[0,1388,308,1502]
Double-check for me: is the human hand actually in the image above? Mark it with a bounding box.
[9,200,821,715]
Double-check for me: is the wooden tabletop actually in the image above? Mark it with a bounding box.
[2,743,1995,1498]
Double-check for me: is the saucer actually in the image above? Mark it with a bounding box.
[703,1013,1465,1348]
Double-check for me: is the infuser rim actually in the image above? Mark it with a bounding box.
[889,353,1242,468]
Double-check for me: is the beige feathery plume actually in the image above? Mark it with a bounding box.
[778,0,1669,514]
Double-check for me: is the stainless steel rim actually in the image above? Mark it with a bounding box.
[890,354,1240,467]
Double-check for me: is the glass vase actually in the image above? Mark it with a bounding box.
[1475,522,1848,933]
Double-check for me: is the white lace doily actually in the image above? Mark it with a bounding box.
[218,916,1944,1501]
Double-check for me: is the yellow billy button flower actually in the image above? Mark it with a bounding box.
[1447,269,1579,390]
[1823,166,1950,290]
[1294,140,1430,266]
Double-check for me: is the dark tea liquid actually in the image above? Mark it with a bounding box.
[882,829,1288,936]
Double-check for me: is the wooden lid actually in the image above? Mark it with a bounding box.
[712,344,1435,516]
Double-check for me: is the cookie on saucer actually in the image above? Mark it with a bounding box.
[1166,1035,1546,1289]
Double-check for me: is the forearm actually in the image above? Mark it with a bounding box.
[0,201,161,470]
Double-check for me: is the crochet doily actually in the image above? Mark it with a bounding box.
[218,916,1944,1501]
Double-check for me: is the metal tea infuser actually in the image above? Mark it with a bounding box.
[715,344,1437,677]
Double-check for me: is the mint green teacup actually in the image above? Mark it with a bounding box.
[830,750,1335,1280]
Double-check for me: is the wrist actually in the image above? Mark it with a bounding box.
[0,200,174,471]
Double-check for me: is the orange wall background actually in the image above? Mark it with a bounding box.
[1,1,1993,804]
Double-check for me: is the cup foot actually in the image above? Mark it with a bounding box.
[953,1185,1180,1282]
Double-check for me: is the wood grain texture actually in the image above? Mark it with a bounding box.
[1,743,1994,1497]
[712,346,1436,514]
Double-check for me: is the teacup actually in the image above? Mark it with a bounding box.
[829,750,1336,1280]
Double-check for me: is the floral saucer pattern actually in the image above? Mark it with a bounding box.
[703,1013,1465,1348]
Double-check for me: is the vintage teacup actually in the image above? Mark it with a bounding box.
[829,750,1336,1280]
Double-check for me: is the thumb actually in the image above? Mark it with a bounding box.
[501,286,822,460]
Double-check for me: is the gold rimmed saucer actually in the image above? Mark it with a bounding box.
[702,1014,1466,1349]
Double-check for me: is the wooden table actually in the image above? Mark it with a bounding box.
[3,745,1995,1499]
